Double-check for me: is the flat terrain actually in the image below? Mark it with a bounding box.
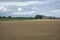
[0,20,60,40]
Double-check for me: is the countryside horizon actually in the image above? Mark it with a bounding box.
[0,0,60,40]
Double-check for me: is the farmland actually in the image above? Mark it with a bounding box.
[0,20,60,40]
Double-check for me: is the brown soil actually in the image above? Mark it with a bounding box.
[0,20,60,40]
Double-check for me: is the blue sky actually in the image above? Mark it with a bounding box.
[0,0,60,17]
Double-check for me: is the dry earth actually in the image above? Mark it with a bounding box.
[0,20,60,40]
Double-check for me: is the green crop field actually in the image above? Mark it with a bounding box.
[0,18,34,21]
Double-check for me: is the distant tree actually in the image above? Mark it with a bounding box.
[49,16,53,19]
[49,16,55,19]
[35,15,44,19]
[8,16,11,18]
[0,16,1,18]
[53,16,55,19]
[3,16,6,18]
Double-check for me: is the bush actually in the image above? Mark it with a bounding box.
[8,16,11,18]
[35,15,44,19]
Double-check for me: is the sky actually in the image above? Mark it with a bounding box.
[0,0,60,17]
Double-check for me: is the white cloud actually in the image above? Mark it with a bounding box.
[12,11,35,15]
[0,0,59,17]
[50,9,60,16]
[50,10,60,13]
[0,0,55,6]
[0,6,7,11]
[47,0,55,1]
[17,8,23,11]
[32,7,38,11]
[13,12,27,15]
[0,1,38,6]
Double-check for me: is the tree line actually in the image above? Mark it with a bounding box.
[0,16,11,18]
[35,15,56,19]
[0,15,56,19]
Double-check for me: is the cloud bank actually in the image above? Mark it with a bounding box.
[0,0,60,17]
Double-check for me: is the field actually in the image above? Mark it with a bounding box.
[0,18,34,21]
[0,20,60,40]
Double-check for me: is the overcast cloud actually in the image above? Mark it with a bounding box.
[0,0,60,17]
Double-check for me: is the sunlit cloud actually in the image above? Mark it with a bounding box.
[17,8,23,11]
